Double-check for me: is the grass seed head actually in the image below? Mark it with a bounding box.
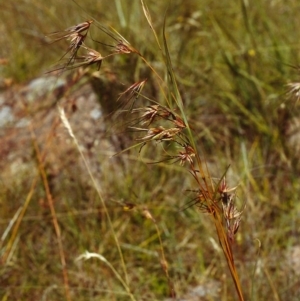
[172,116,186,129]
[114,40,140,55]
[177,144,195,165]
[139,105,160,125]
[138,127,181,142]
[142,208,156,222]
[81,47,104,70]
[66,20,93,34]
[48,20,93,42]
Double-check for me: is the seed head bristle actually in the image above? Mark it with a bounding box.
[117,79,147,110]
[48,20,93,42]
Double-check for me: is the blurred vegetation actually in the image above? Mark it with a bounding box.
[1,0,300,300]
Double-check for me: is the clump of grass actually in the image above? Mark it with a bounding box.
[48,2,246,300]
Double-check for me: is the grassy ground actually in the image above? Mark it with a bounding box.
[1,0,300,300]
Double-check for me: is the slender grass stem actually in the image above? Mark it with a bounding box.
[29,122,71,301]
[58,106,133,295]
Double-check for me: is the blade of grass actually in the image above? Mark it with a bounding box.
[76,251,136,300]
[161,10,245,301]
[29,121,71,301]
[114,0,126,28]
[161,12,210,190]
[0,177,38,264]
[140,0,162,51]
[58,105,135,300]
[221,91,270,134]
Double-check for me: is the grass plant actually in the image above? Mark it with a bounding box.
[1,0,300,300]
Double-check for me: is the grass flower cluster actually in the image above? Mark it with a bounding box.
[47,1,246,300]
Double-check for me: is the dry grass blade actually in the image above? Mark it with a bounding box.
[76,252,136,301]
[141,0,162,50]
[0,177,38,265]
[58,105,131,289]
[161,13,209,186]
[29,122,71,301]
[144,209,176,298]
